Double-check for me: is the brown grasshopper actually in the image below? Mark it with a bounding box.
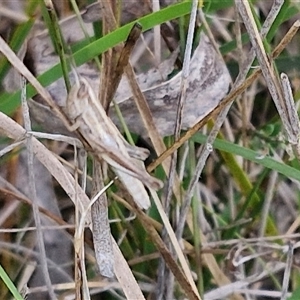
[66,76,163,209]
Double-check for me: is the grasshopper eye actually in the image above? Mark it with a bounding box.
[77,82,89,99]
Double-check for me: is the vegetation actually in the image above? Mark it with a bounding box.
[0,1,300,299]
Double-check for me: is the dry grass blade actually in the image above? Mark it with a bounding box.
[91,161,114,278]
[124,64,174,171]
[236,0,300,159]
[74,234,90,300]
[152,0,161,62]
[203,261,286,299]
[26,17,230,138]
[122,45,184,200]
[0,36,70,129]
[0,111,145,299]
[0,141,24,157]
[173,0,198,140]
[281,243,294,300]
[113,190,201,300]
[0,185,76,233]
[148,20,300,172]
[74,169,113,297]
[112,237,146,300]
[105,23,143,112]
[234,0,284,84]
[98,0,117,111]
[2,2,300,299]
[99,0,182,199]
[159,1,198,296]
[180,3,285,294]
[197,232,244,300]
[21,75,56,299]
[64,18,165,291]
[123,32,200,300]
[280,73,300,158]
[150,189,201,299]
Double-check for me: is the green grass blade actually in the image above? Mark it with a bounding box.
[0,1,193,115]
[0,264,24,300]
[193,133,300,182]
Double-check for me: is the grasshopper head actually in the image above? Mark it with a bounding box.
[66,77,90,121]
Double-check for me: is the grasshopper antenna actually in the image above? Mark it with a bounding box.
[66,46,81,87]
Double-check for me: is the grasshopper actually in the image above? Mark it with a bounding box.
[65,23,162,279]
[66,76,163,209]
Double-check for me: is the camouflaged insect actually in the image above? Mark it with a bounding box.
[66,76,163,209]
